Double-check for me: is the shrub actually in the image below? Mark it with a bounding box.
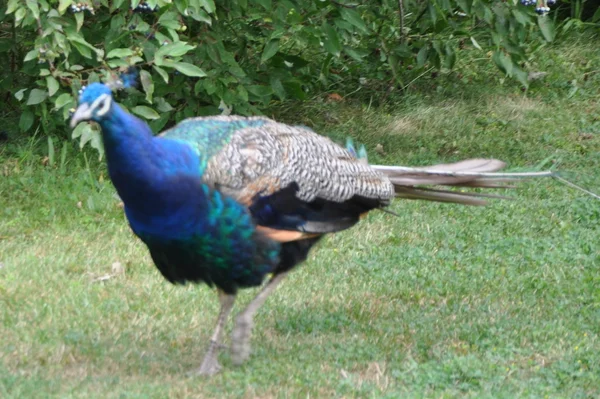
[1,0,561,156]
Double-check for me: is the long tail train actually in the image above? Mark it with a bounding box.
[371,159,554,206]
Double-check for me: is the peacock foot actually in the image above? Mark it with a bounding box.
[231,315,252,365]
[188,355,222,377]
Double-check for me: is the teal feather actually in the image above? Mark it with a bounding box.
[160,117,269,172]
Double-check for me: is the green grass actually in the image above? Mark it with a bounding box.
[1,35,600,398]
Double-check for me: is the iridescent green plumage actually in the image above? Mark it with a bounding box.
[160,116,268,172]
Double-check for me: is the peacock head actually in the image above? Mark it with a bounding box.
[70,83,115,128]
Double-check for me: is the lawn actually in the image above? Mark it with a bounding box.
[1,36,599,398]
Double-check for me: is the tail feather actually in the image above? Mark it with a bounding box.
[371,158,531,206]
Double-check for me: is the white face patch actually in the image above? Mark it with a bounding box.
[92,94,112,117]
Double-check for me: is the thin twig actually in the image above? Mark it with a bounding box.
[35,17,55,72]
[402,67,435,91]
[342,85,362,99]
[398,0,405,43]
[553,175,600,201]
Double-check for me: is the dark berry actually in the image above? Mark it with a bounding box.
[133,2,158,13]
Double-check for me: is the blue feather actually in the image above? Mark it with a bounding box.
[72,82,280,293]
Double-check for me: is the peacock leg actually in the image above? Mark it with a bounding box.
[231,272,288,365]
[190,290,236,376]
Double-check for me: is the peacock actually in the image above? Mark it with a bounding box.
[69,73,545,376]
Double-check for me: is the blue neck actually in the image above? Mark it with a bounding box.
[99,104,205,236]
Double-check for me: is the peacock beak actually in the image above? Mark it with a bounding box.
[69,104,93,128]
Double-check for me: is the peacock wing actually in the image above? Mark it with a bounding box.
[202,118,395,236]
[158,116,273,168]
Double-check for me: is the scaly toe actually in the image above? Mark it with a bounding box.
[187,359,222,377]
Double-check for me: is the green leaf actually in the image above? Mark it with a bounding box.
[19,110,34,132]
[270,77,286,100]
[54,93,72,110]
[47,136,55,167]
[456,0,471,14]
[492,51,513,76]
[428,2,438,24]
[155,97,174,113]
[417,46,428,67]
[27,89,48,105]
[513,66,529,88]
[15,88,27,101]
[593,6,600,23]
[60,142,68,172]
[75,10,84,31]
[247,85,273,97]
[66,32,102,59]
[71,122,90,139]
[89,130,104,159]
[444,43,456,70]
[538,16,555,43]
[26,0,39,19]
[261,40,279,63]
[237,85,248,102]
[322,23,341,57]
[252,0,271,11]
[106,48,134,58]
[199,0,216,13]
[24,49,38,62]
[203,79,218,95]
[111,0,125,11]
[58,0,73,14]
[339,8,369,33]
[140,70,154,104]
[173,62,207,77]
[154,42,196,58]
[187,6,212,24]
[152,65,169,83]
[14,8,26,24]
[77,125,104,159]
[283,80,305,100]
[71,42,91,58]
[7,0,20,14]
[132,106,160,120]
[470,37,482,51]
[511,9,531,26]
[107,59,128,68]
[46,76,59,97]
[158,10,183,30]
[344,47,366,62]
